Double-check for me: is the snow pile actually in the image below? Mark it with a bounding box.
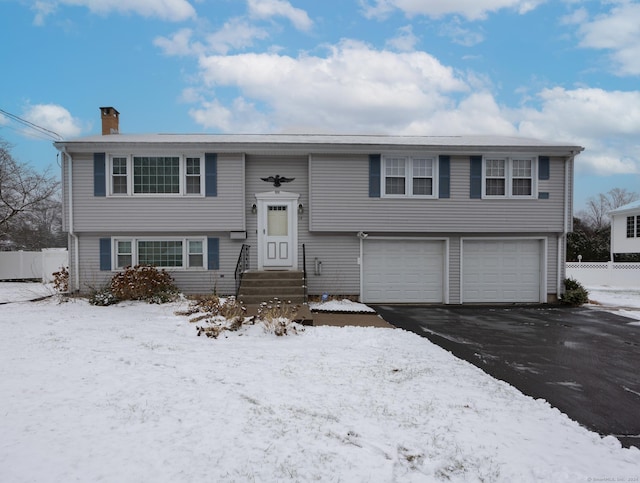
[586,286,640,324]
[310,298,376,313]
[0,281,53,303]
[1,291,639,482]
[587,286,640,309]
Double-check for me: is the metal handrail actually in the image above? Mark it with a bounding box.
[302,243,308,303]
[234,244,250,297]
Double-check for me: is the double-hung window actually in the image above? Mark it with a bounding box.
[111,157,128,194]
[108,155,203,196]
[185,157,202,194]
[383,155,436,197]
[627,216,640,238]
[113,238,206,269]
[483,156,536,198]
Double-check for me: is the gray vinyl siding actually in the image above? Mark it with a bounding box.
[74,233,242,295]
[310,154,570,233]
[67,152,244,232]
[243,154,360,296]
[244,154,310,269]
[302,234,360,296]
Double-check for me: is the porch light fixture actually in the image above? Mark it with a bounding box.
[251,203,257,214]
[298,203,304,214]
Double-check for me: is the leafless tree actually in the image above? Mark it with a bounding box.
[0,139,61,248]
[577,188,639,231]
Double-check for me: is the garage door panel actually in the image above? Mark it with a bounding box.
[363,240,444,303]
[463,240,542,303]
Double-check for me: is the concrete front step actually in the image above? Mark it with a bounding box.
[238,270,306,305]
[238,294,306,305]
[241,270,304,280]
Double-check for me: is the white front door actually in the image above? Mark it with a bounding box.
[256,191,299,270]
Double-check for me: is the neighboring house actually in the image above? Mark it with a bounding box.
[609,200,640,258]
[54,107,583,304]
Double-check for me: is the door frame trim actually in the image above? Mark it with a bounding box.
[255,190,300,270]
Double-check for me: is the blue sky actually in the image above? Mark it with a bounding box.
[1,0,639,212]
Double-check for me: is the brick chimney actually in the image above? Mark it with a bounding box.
[100,107,120,135]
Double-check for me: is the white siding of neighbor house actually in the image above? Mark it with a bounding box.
[74,233,242,295]
[66,152,245,233]
[309,154,570,234]
[611,212,640,254]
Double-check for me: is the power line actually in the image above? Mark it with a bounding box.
[0,107,63,141]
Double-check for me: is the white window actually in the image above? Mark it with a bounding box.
[111,157,128,195]
[483,156,536,198]
[113,237,206,270]
[383,155,437,197]
[627,216,640,238]
[108,155,203,196]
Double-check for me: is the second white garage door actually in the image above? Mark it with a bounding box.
[462,239,543,303]
[362,239,445,303]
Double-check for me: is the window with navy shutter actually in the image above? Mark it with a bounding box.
[205,153,217,197]
[439,155,450,199]
[207,237,219,270]
[538,156,550,180]
[469,156,482,199]
[94,153,106,197]
[99,238,111,270]
[369,154,381,198]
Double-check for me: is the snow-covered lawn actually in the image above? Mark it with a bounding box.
[1,284,639,482]
[587,286,640,324]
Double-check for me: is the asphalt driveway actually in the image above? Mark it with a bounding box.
[372,304,640,449]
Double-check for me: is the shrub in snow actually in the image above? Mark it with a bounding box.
[561,278,589,306]
[177,296,303,338]
[109,265,179,304]
[257,299,302,336]
[88,287,119,306]
[52,266,69,293]
[177,295,249,338]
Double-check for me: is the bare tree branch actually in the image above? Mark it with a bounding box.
[0,138,61,248]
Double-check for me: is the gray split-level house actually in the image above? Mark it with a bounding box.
[54,107,584,304]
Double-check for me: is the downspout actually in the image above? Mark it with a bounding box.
[61,147,79,292]
[558,154,574,299]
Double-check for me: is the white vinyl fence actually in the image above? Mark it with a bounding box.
[0,249,68,283]
[566,262,640,288]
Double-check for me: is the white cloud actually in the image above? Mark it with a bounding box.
[32,1,57,26]
[22,104,85,139]
[206,18,270,54]
[154,28,202,56]
[33,0,196,23]
[247,0,313,31]
[439,17,485,46]
[575,2,640,76]
[516,87,640,175]
[192,39,469,132]
[360,0,545,21]
[385,25,419,51]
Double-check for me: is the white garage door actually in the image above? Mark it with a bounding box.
[362,239,444,303]
[462,239,542,303]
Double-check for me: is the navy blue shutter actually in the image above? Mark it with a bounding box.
[207,238,219,270]
[470,156,482,199]
[205,153,217,197]
[369,154,381,198]
[99,238,111,271]
[94,153,106,197]
[538,156,550,180]
[438,155,450,199]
